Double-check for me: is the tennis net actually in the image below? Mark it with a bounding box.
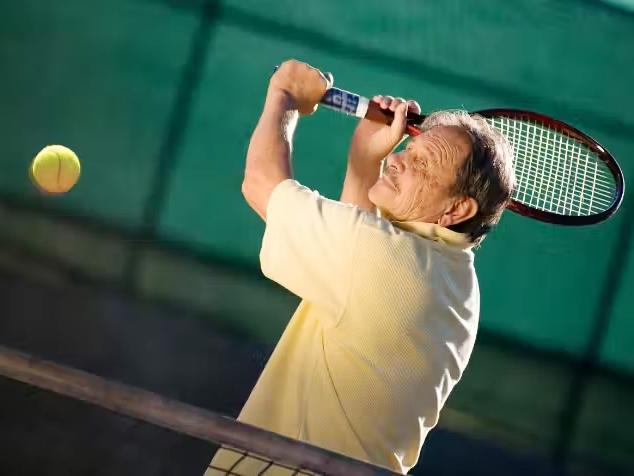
[0,344,398,476]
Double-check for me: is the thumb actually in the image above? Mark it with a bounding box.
[389,102,408,142]
[322,71,334,89]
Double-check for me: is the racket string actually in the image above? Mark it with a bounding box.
[508,135,614,193]
[507,150,611,214]
[513,162,613,205]
[495,122,614,193]
[513,149,612,215]
[504,143,614,198]
[488,116,616,216]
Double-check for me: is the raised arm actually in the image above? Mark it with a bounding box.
[340,96,421,212]
[242,60,332,220]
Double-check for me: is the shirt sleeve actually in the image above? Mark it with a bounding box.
[259,179,364,321]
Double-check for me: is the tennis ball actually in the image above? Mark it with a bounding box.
[30,145,81,194]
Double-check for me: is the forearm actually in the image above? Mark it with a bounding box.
[340,157,381,213]
[339,96,414,212]
[242,90,297,220]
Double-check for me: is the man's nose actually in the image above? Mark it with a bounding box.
[386,153,405,172]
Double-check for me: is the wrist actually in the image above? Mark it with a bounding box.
[264,88,298,113]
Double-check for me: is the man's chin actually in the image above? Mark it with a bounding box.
[368,192,392,220]
[366,184,383,202]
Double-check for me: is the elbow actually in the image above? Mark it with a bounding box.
[241,167,260,203]
[242,168,289,220]
[241,178,252,202]
[242,175,267,220]
[241,178,257,211]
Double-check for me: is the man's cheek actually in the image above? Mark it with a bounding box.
[413,182,428,203]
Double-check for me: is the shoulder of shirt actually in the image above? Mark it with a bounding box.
[272,179,474,258]
[359,212,475,258]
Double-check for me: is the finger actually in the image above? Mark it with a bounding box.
[280,59,299,73]
[389,102,408,141]
[372,95,384,103]
[389,97,406,112]
[305,63,330,88]
[322,71,334,89]
[380,95,394,109]
[407,99,422,114]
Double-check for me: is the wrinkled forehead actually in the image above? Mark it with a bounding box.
[408,125,473,162]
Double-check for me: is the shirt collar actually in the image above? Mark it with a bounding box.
[392,221,474,249]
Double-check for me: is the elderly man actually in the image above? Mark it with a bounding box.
[206,60,515,475]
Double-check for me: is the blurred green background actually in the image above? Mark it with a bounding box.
[0,0,632,474]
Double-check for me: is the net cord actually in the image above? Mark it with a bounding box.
[0,345,398,476]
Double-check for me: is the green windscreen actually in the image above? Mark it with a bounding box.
[1,0,633,372]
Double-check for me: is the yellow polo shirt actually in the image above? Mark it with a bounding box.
[206,179,479,475]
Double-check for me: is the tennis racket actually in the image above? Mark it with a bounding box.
[320,87,624,225]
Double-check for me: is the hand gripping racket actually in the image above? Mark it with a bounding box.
[320,87,624,225]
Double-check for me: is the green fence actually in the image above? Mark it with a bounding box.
[1,0,633,472]
[2,0,632,368]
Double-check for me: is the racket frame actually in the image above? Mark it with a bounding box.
[473,109,624,225]
[396,106,624,226]
[318,86,624,225]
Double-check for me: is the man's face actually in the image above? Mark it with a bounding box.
[368,125,473,223]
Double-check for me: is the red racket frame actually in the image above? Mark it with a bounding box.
[402,108,624,225]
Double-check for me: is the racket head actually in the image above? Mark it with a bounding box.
[408,109,624,225]
[477,109,624,225]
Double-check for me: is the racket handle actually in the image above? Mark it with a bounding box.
[271,67,424,136]
[321,87,423,136]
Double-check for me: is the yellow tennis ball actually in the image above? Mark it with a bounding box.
[30,145,81,194]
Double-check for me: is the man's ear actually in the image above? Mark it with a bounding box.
[438,196,478,227]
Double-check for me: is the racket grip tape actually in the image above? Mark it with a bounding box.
[270,65,420,134]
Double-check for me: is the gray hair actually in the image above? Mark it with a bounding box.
[420,110,516,246]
